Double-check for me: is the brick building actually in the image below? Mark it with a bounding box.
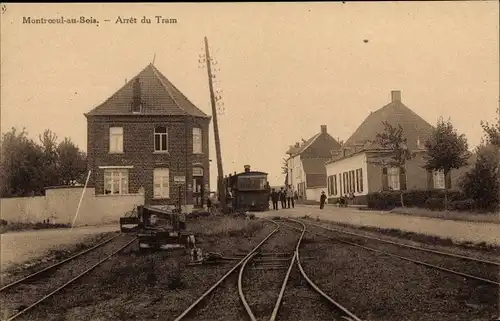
[84,64,211,211]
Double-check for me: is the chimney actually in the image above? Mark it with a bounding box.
[320,125,327,134]
[391,90,401,102]
[131,78,142,113]
[244,165,251,173]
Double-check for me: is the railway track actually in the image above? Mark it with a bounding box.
[238,218,303,321]
[0,233,136,321]
[174,217,364,321]
[278,219,499,321]
[295,219,500,286]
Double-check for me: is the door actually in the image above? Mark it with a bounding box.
[192,167,204,208]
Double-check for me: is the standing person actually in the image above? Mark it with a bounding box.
[349,191,355,207]
[206,197,213,214]
[178,211,186,230]
[320,191,327,209]
[271,188,279,210]
[287,185,295,208]
[279,187,287,209]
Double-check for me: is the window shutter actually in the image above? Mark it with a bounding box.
[445,171,452,189]
[381,167,389,191]
[399,166,407,191]
[426,169,433,189]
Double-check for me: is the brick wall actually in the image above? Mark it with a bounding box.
[366,151,447,192]
[86,114,210,206]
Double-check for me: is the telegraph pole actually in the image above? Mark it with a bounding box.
[204,36,226,212]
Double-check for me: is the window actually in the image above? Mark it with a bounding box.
[153,168,170,198]
[193,127,202,154]
[388,167,400,191]
[154,127,168,152]
[104,169,128,195]
[193,167,204,177]
[433,170,445,189]
[109,127,123,153]
[260,178,267,190]
[343,172,348,194]
[356,169,364,193]
[349,170,355,193]
[332,175,336,195]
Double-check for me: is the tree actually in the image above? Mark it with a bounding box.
[38,129,60,188]
[423,118,471,209]
[0,127,45,197]
[460,111,500,212]
[281,158,288,174]
[460,144,499,211]
[1,127,88,197]
[57,138,87,185]
[371,121,415,207]
[480,107,500,147]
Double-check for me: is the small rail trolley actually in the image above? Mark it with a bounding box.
[223,165,270,212]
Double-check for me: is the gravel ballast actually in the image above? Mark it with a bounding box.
[5,216,499,321]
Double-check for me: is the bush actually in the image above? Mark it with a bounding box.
[460,144,500,212]
[367,189,466,210]
[425,197,445,210]
[448,199,476,211]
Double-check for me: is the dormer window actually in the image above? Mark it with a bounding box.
[132,103,143,114]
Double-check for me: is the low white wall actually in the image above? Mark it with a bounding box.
[1,187,145,227]
[305,187,324,202]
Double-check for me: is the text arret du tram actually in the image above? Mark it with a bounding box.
[115,16,178,24]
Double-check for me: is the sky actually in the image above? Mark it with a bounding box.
[1,2,499,187]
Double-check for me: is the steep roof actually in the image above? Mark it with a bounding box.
[302,158,328,175]
[345,92,434,151]
[286,126,342,158]
[85,64,210,118]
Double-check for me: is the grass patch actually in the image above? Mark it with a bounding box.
[390,207,500,224]
[0,221,71,234]
[300,216,500,254]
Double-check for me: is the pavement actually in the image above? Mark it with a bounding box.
[0,225,119,272]
[257,204,500,246]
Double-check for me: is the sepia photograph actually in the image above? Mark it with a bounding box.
[0,2,499,321]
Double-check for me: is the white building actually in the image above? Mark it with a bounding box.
[285,125,341,202]
[324,90,460,205]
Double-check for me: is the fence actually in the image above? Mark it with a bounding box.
[0,187,145,227]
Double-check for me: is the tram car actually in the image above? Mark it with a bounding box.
[223,165,271,212]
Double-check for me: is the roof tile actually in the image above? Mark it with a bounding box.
[86,64,209,118]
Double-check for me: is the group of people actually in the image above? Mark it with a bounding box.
[269,185,298,210]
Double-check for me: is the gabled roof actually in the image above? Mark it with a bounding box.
[302,158,329,175]
[85,64,210,118]
[286,126,341,158]
[344,95,434,151]
[295,134,321,155]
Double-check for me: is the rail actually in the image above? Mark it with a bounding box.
[0,232,121,292]
[289,220,499,286]
[303,220,500,266]
[285,219,363,321]
[172,219,280,321]
[5,236,137,321]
